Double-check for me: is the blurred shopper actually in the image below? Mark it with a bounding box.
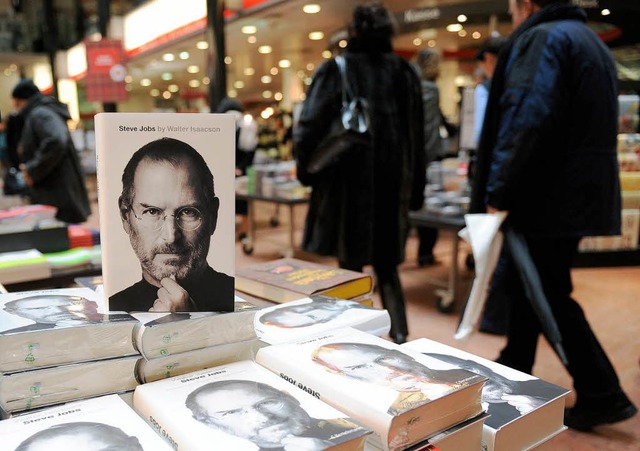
[294,2,425,344]
[470,0,637,431]
[12,79,90,223]
[414,49,444,266]
[216,97,258,241]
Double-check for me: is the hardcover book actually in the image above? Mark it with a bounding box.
[136,338,264,383]
[0,394,172,450]
[254,294,391,345]
[255,327,487,451]
[0,248,51,285]
[402,338,570,451]
[236,257,374,303]
[131,297,258,359]
[0,287,138,372]
[0,355,139,413]
[95,112,236,313]
[133,360,373,450]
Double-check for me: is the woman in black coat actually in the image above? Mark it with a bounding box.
[294,3,425,343]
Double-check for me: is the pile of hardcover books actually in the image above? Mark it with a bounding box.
[0,287,140,418]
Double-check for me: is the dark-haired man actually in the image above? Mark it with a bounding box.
[109,137,234,313]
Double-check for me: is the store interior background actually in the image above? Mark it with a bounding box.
[0,1,639,450]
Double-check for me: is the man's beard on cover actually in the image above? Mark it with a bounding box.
[130,229,210,281]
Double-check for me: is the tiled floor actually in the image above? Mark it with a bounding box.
[236,200,640,451]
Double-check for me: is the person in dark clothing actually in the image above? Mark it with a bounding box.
[109,137,234,313]
[470,0,637,431]
[12,79,90,223]
[293,2,425,344]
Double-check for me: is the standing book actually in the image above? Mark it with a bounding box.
[95,112,236,313]
[402,338,570,451]
[255,327,487,451]
[236,257,374,303]
[0,287,138,373]
[254,294,390,345]
[0,394,172,450]
[133,360,373,450]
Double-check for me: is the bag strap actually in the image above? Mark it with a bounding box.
[335,55,354,106]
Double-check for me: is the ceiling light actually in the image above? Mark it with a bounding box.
[262,90,273,99]
[308,31,324,41]
[244,67,255,76]
[303,4,321,14]
[124,75,133,83]
[228,89,237,97]
[457,14,468,23]
[274,92,283,101]
[187,65,200,73]
[261,75,272,83]
[248,36,257,44]
[168,84,179,93]
[322,50,332,59]
[140,78,151,86]
[278,59,291,68]
[446,24,463,32]
[413,38,422,46]
[601,9,611,16]
[202,77,210,85]
[196,41,209,50]
[338,39,347,48]
[458,30,467,37]
[428,40,436,48]
[189,79,201,88]
[305,77,312,86]
[234,80,245,89]
[162,91,171,99]
[161,72,173,81]
[125,84,132,92]
[270,67,278,75]
[241,25,257,34]
[297,70,306,78]
[224,56,232,64]
[179,51,190,60]
[150,89,160,97]
[258,45,272,54]
[472,31,482,39]
[162,53,174,61]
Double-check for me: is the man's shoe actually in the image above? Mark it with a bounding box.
[564,401,638,432]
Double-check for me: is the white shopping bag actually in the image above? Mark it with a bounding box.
[455,212,508,340]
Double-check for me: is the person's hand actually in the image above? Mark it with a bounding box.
[149,276,189,312]
[281,435,332,451]
[19,164,33,187]
[487,205,499,214]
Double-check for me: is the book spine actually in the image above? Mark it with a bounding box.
[132,389,182,450]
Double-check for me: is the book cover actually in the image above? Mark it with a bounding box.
[95,112,235,313]
[137,338,264,383]
[0,394,172,450]
[133,360,372,450]
[402,338,570,451]
[0,355,139,413]
[131,297,257,359]
[254,294,391,345]
[236,258,374,303]
[255,327,486,451]
[0,287,138,372]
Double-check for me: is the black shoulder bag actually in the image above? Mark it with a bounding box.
[305,55,372,175]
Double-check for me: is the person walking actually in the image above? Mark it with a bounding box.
[12,79,90,224]
[470,0,637,431]
[294,2,425,344]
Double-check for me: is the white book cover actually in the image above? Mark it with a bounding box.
[0,355,139,413]
[0,394,172,450]
[0,287,138,372]
[133,360,372,451]
[95,112,235,313]
[255,327,486,451]
[131,296,257,359]
[254,295,391,345]
[402,338,570,451]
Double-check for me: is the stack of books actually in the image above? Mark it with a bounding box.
[235,257,375,305]
[0,287,140,417]
[132,296,261,383]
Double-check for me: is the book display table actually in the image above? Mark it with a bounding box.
[236,191,309,257]
[409,209,467,313]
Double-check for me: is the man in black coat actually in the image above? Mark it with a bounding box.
[470,0,636,430]
[13,79,90,224]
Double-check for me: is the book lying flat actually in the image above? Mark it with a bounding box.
[131,299,257,359]
[402,338,570,451]
[254,295,391,345]
[255,327,487,451]
[0,287,138,372]
[0,355,139,413]
[0,394,172,450]
[0,248,51,285]
[236,257,374,303]
[133,360,373,450]
[136,338,265,383]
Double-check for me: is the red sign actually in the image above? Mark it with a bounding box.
[85,39,128,103]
